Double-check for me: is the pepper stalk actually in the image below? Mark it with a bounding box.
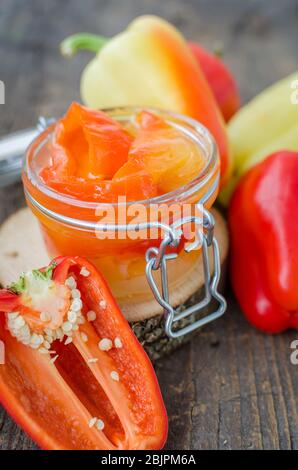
[60,33,108,57]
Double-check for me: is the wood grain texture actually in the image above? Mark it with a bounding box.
[0,0,298,450]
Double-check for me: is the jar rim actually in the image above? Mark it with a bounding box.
[23,107,219,210]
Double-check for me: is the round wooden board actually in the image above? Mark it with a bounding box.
[0,207,228,322]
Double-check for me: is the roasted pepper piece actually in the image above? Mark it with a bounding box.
[0,256,168,449]
[111,158,158,201]
[45,101,133,180]
[43,161,157,202]
[229,151,298,333]
[60,15,230,185]
[127,110,206,193]
[40,102,157,202]
[189,42,240,122]
[220,71,298,206]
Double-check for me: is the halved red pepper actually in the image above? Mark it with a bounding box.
[0,256,168,449]
[229,151,298,333]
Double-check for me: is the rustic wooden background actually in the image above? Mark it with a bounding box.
[0,0,298,450]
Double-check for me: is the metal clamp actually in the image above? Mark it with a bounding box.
[145,207,226,339]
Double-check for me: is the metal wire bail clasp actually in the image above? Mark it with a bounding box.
[145,207,226,339]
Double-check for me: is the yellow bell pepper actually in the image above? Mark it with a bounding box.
[220,71,298,206]
[61,15,230,185]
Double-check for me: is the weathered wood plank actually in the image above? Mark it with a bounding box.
[158,296,298,450]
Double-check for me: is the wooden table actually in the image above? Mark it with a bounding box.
[0,0,298,450]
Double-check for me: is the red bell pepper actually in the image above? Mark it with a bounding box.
[189,42,240,122]
[229,151,298,333]
[0,256,168,449]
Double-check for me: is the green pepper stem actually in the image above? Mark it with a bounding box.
[60,33,108,57]
[212,43,224,58]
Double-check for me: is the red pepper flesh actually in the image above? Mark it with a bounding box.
[0,290,21,311]
[229,151,298,333]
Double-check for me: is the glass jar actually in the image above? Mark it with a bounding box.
[22,108,221,333]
